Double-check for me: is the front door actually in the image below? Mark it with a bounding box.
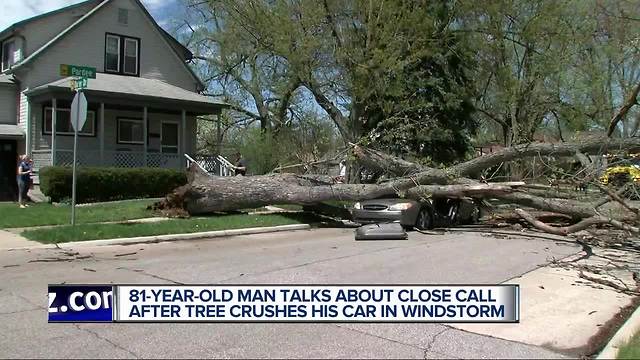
[0,140,17,201]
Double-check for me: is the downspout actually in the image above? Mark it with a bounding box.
[10,72,30,156]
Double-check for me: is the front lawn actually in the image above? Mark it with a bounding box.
[21,213,318,243]
[0,200,155,229]
[617,331,640,359]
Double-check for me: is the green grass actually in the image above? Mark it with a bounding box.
[617,331,640,359]
[21,213,321,243]
[0,200,155,229]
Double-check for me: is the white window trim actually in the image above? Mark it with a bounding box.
[161,120,179,153]
[43,107,96,136]
[1,39,16,72]
[123,38,138,75]
[105,34,121,73]
[118,118,144,144]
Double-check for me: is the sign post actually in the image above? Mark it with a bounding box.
[62,64,94,225]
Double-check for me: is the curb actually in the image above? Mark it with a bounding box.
[598,302,640,359]
[5,224,311,250]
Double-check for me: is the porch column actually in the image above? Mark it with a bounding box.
[51,98,57,165]
[181,110,186,164]
[143,106,148,166]
[99,103,105,165]
[216,114,222,155]
[25,95,32,157]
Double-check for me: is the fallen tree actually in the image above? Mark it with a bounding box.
[154,137,640,234]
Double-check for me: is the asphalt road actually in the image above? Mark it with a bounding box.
[0,228,581,358]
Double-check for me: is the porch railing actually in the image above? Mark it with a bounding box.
[53,150,182,169]
[186,154,236,176]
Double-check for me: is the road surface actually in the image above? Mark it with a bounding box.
[0,228,580,358]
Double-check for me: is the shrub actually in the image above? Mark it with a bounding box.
[39,166,188,203]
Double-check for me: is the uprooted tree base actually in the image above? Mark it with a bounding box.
[153,138,640,235]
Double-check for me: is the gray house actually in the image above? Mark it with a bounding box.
[0,0,225,197]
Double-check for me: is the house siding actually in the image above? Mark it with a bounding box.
[0,85,17,124]
[18,91,27,130]
[9,1,101,58]
[34,107,197,154]
[20,0,198,92]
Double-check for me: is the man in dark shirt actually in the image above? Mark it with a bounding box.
[233,152,247,176]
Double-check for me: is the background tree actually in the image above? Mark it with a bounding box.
[184,0,479,168]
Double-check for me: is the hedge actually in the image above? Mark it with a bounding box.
[39,166,188,203]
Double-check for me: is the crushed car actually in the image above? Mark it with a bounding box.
[351,197,480,230]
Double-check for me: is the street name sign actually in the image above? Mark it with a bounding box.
[60,64,96,79]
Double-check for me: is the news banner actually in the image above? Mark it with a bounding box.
[48,284,519,323]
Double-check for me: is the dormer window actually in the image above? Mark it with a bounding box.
[104,33,139,76]
[2,39,16,71]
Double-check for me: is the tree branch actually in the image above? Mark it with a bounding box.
[607,81,640,137]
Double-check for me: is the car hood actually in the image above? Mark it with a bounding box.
[359,198,420,206]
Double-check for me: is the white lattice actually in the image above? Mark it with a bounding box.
[55,151,75,166]
[52,150,182,170]
[114,152,144,168]
[147,153,180,168]
[55,150,101,167]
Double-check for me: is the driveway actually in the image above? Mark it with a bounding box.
[0,228,583,358]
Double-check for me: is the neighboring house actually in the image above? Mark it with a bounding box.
[0,0,225,193]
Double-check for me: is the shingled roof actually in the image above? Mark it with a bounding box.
[27,73,225,112]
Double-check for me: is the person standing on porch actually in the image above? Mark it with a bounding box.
[16,155,32,208]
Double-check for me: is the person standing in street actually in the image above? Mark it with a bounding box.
[16,155,32,208]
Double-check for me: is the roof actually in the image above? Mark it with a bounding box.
[0,73,15,85]
[2,0,201,88]
[27,73,225,111]
[0,124,24,139]
[0,0,101,40]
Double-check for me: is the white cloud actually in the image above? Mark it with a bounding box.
[0,0,87,32]
[139,0,165,10]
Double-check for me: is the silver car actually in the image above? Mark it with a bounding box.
[351,197,479,230]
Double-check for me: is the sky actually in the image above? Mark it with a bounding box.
[0,0,177,32]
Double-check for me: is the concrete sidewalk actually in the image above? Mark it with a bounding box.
[0,224,312,250]
[453,246,639,355]
[0,230,40,249]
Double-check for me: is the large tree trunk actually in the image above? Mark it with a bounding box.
[156,138,640,225]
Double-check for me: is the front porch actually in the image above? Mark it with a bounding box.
[25,73,226,176]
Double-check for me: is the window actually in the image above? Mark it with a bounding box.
[161,122,179,153]
[123,38,138,75]
[44,107,96,136]
[104,33,139,76]
[118,8,129,25]
[2,40,16,71]
[105,35,120,72]
[118,118,144,144]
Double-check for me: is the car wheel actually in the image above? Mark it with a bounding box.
[469,205,480,224]
[415,208,433,230]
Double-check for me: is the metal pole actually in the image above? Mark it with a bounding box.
[71,88,80,226]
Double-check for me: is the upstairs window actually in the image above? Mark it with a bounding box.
[105,34,120,72]
[2,40,16,71]
[104,33,139,76]
[123,38,138,75]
